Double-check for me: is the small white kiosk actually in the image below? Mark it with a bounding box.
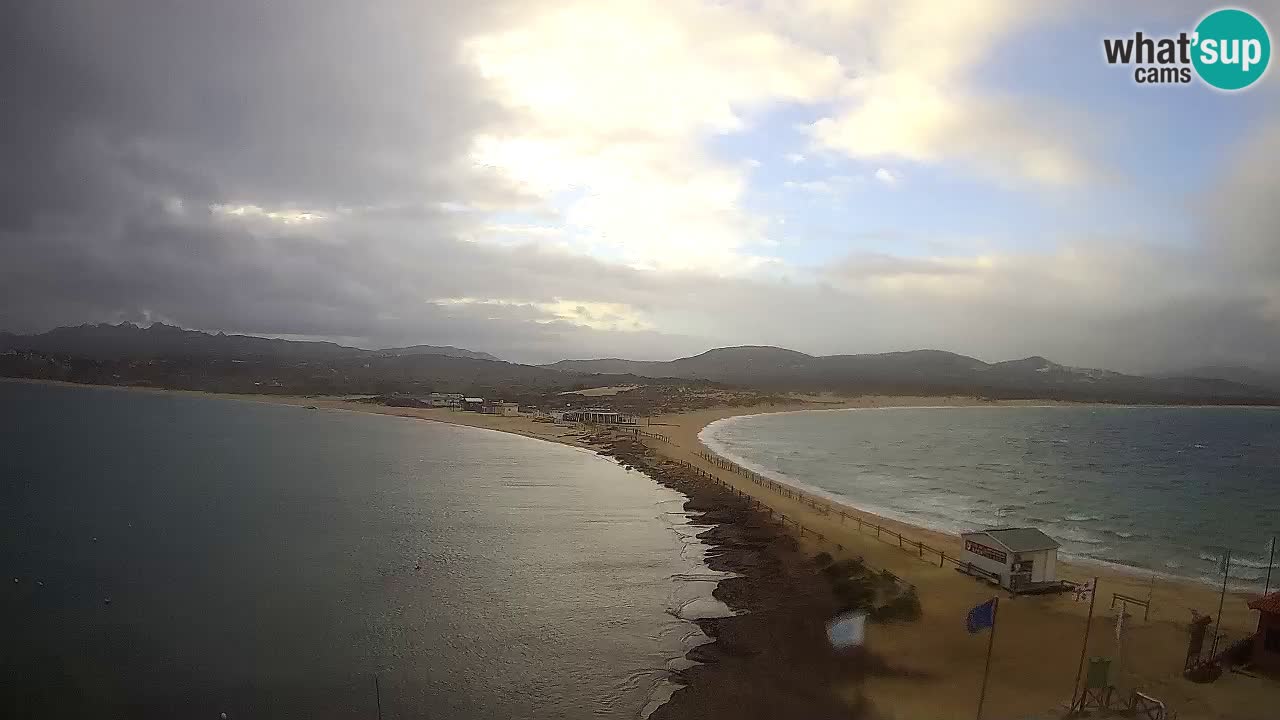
[960,527,1060,592]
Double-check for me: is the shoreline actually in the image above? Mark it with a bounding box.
[8,378,1278,718]
[10,377,1268,606]
[649,404,1275,719]
[695,406,1275,595]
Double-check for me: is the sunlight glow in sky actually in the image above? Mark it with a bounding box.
[4,1,1280,370]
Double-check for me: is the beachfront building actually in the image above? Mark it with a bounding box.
[959,527,1060,592]
[461,397,485,412]
[559,407,637,425]
[1248,592,1280,674]
[427,392,463,408]
[482,401,520,416]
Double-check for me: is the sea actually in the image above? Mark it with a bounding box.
[702,405,1280,590]
[0,381,725,719]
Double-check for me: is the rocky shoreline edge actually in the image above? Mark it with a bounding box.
[585,431,921,720]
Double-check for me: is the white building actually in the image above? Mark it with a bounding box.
[959,527,1060,592]
[483,401,520,416]
[427,392,463,408]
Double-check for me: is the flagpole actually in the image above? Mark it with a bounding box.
[1210,549,1231,657]
[975,596,999,720]
[1069,577,1098,712]
[1265,537,1275,597]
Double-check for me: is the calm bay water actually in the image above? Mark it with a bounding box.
[703,405,1280,589]
[1,382,720,719]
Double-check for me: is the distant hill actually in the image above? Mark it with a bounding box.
[0,322,360,361]
[0,322,500,362]
[544,346,810,378]
[3,323,1276,404]
[0,322,669,399]
[1162,365,1280,392]
[375,345,502,362]
[546,347,1279,404]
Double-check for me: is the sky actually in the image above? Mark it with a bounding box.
[3,1,1279,371]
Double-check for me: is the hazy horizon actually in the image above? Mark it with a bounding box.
[7,319,1276,380]
[5,2,1280,373]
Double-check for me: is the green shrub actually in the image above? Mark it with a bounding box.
[831,577,876,612]
[872,587,922,623]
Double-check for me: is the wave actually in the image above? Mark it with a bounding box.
[699,407,1277,592]
[1196,574,1268,591]
[1197,551,1275,570]
[1101,529,1146,540]
[1046,525,1109,546]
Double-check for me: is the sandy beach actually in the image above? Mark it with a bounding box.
[10,379,1276,718]
[646,402,1276,720]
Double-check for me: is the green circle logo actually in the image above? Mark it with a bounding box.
[1193,8,1271,90]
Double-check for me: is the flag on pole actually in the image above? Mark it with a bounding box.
[967,598,997,634]
[1073,577,1096,602]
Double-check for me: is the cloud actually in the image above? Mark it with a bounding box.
[1,0,1277,374]
[463,0,843,272]
[770,0,1100,186]
[874,168,899,186]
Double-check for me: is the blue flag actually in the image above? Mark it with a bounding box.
[967,598,997,634]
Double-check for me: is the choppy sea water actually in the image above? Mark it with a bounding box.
[702,405,1280,590]
[1,381,727,718]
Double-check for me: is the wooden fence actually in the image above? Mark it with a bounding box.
[690,449,971,573]
[668,457,908,586]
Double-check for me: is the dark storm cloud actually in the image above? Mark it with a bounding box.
[2,1,1278,371]
[0,1,738,363]
[1,1,522,340]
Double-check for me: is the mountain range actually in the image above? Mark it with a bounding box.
[543,346,1275,401]
[0,322,499,362]
[1158,364,1280,392]
[2,324,1278,404]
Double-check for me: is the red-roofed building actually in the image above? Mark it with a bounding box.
[1247,591,1280,673]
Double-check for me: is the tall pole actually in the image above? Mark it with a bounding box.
[975,597,1000,720]
[1114,608,1128,695]
[1070,577,1099,712]
[1265,537,1276,598]
[1211,549,1231,657]
[1145,573,1156,622]
[374,674,383,720]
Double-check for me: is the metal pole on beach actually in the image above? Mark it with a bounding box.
[1265,537,1276,597]
[975,597,1000,720]
[1069,577,1098,713]
[1210,549,1231,657]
